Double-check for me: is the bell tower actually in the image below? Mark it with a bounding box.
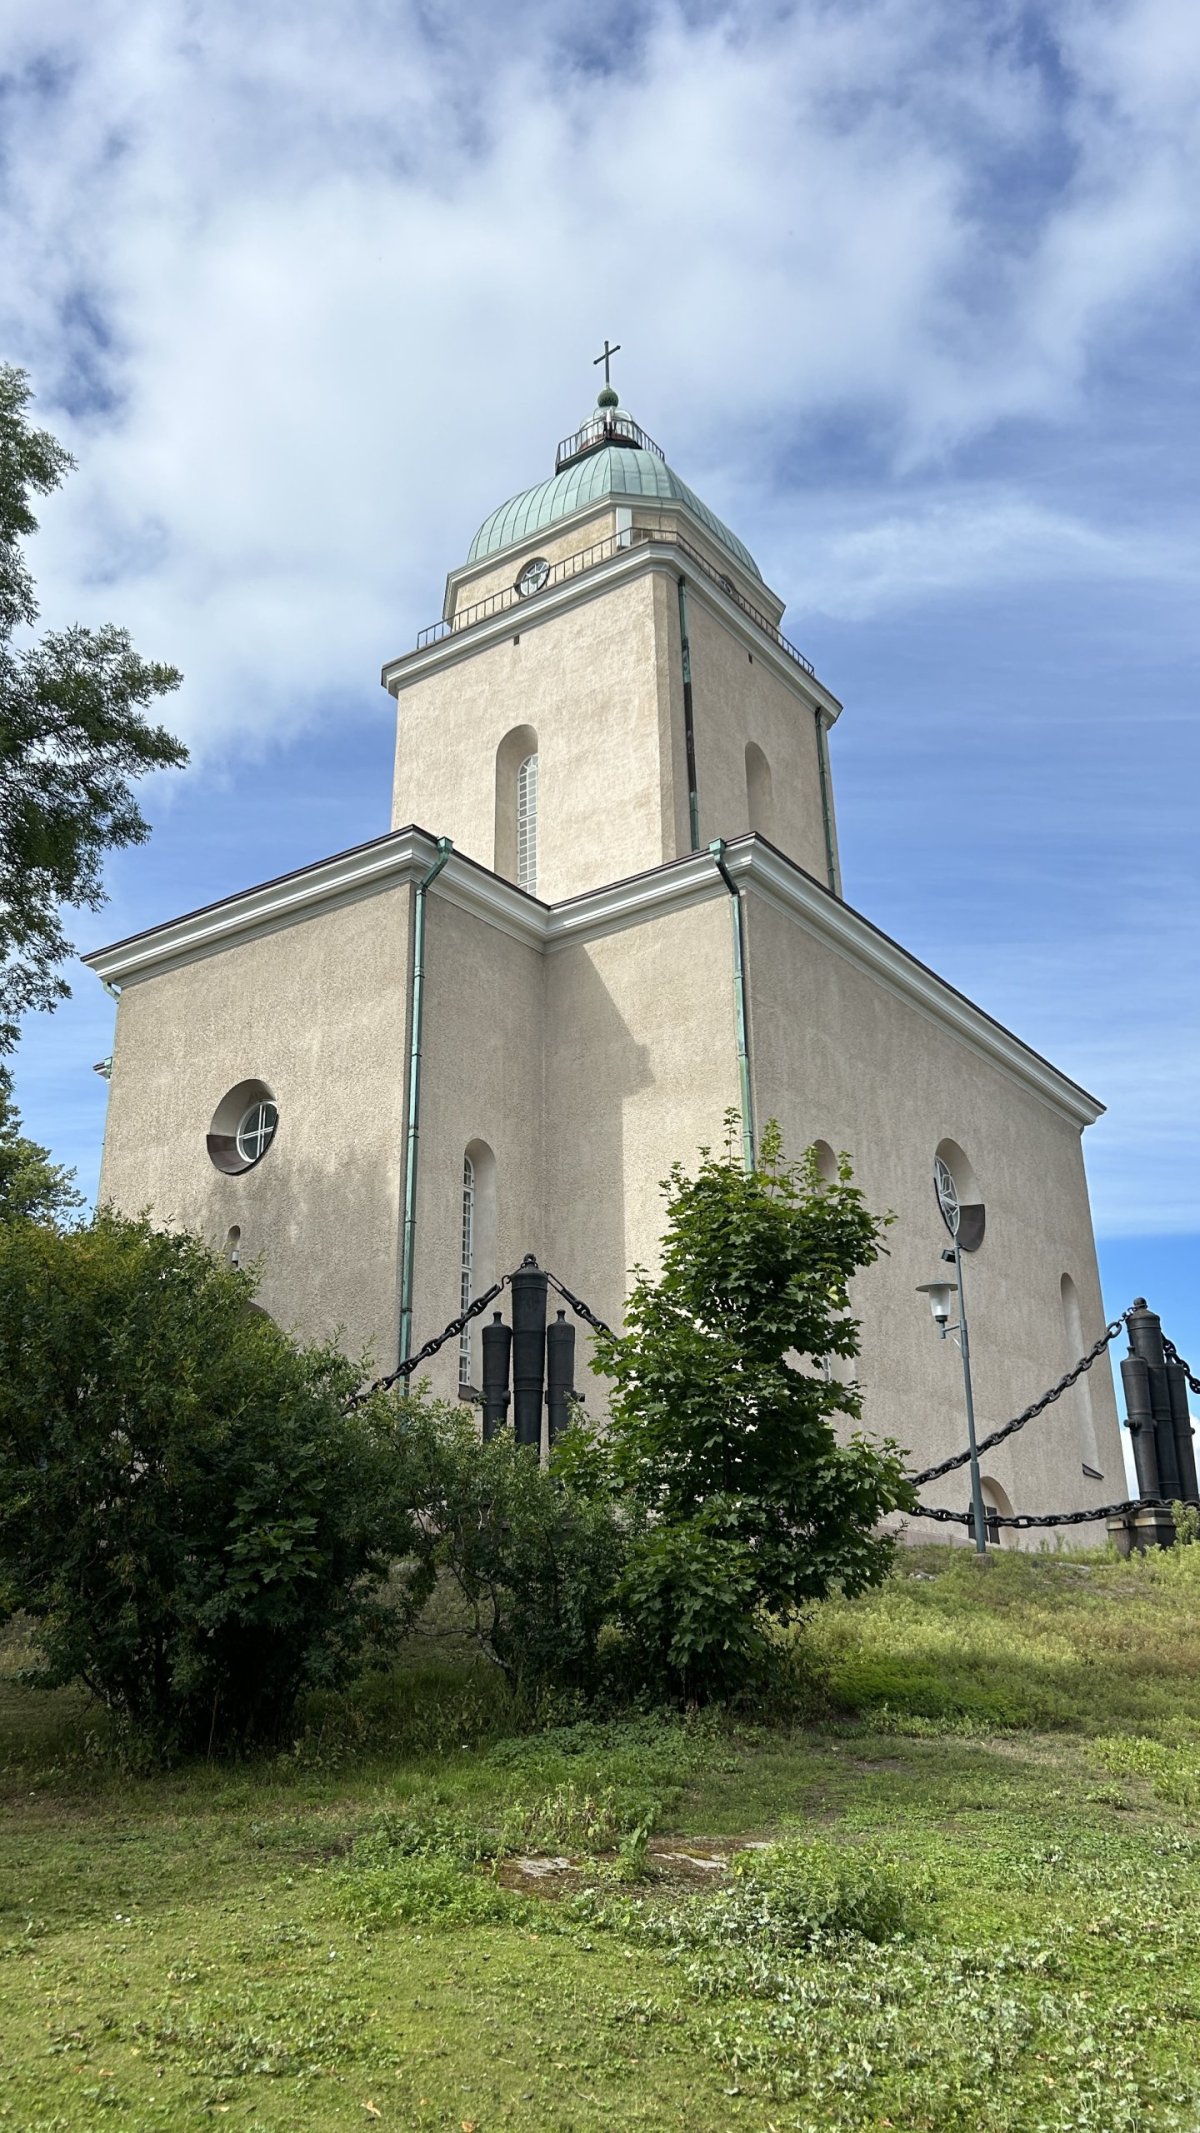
[383,375,843,904]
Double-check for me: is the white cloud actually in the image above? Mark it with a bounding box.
[3,0,1200,759]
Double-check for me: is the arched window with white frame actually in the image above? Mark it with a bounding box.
[517,751,538,895]
[494,724,538,888]
[458,1140,497,1389]
[459,1155,475,1384]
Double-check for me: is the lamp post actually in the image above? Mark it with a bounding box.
[917,1157,989,1557]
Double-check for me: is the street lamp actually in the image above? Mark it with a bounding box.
[916,1157,989,1557]
[915,1280,957,1330]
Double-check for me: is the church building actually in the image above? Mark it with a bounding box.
[85,371,1123,1539]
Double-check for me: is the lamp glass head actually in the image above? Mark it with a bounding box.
[915,1279,958,1325]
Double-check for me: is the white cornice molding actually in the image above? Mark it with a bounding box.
[719,838,1103,1127]
[83,829,551,985]
[383,539,842,722]
[83,829,421,985]
[83,829,1099,1125]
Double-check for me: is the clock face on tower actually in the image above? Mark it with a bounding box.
[515,555,550,597]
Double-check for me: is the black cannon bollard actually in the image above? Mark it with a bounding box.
[481,1311,512,1441]
[546,1308,577,1445]
[1120,1300,1198,1549]
[511,1255,548,1451]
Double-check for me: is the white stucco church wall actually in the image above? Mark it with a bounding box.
[86,383,1122,1543]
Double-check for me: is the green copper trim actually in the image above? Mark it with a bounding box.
[399,836,453,1363]
[710,840,756,1174]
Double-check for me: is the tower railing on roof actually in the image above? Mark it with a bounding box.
[554,411,666,470]
[413,525,816,678]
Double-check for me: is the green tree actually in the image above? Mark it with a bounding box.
[590,1119,915,1700]
[0,1212,426,1754]
[0,1072,82,1224]
[0,366,186,1052]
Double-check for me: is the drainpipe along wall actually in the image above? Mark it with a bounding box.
[710,840,756,1174]
[398,836,453,1361]
[814,708,841,896]
[677,577,701,852]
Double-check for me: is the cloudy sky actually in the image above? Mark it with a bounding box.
[5,0,1199,1396]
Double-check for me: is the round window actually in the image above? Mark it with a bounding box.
[515,555,550,598]
[208,1079,280,1175]
[236,1099,278,1166]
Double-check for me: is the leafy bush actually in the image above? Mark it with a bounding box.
[719,1839,916,1949]
[0,1213,428,1754]
[616,1510,761,1701]
[569,1838,918,1957]
[591,1120,915,1700]
[395,1400,628,1700]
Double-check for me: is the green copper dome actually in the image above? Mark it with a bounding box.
[467,407,762,583]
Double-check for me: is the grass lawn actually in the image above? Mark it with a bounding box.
[4,1544,1200,2132]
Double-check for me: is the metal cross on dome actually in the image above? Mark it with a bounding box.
[593,338,621,386]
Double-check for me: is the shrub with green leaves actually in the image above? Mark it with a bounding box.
[0,1212,428,1754]
[591,1120,915,1700]
[395,1400,628,1700]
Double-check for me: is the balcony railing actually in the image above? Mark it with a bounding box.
[555,410,665,471]
[414,524,816,679]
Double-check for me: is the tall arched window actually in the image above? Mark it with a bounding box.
[494,724,538,887]
[459,1156,475,1384]
[745,742,776,843]
[811,1139,838,1184]
[1061,1272,1102,1471]
[517,752,538,894]
[458,1141,497,1387]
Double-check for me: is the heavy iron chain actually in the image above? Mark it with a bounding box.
[913,1495,1192,1530]
[341,1275,512,1414]
[910,1312,1132,1486]
[1163,1336,1200,1399]
[914,1312,1200,1526]
[341,1264,616,1416]
[345,1272,1194,1536]
[545,1269,614,1338]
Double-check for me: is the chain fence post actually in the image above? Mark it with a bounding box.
[511,1255,548,1452]
[481,1311,512,1441]
[1123,1301,1178,1549]
[546,1308,576,1445]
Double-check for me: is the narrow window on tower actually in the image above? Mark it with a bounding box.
[495,724,537,884]
[459,1154,475,1385]
[517,752,538,895]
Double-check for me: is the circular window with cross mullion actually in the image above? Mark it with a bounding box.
[236,1099,278,1166]
[208,1079,280,1175]
[515,555,550,598]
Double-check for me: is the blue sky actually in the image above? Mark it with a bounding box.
[4,0,1199,1438]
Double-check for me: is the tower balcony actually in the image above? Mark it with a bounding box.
[554,409,666,471]
[409,522,816,677]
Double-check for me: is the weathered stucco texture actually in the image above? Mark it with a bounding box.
[406,892,545,1404]
[742,890,1121,1539]
[98,884,414,1373]
[392,575,667,903]
[543,894,743,1345]
[683,596,833,880]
